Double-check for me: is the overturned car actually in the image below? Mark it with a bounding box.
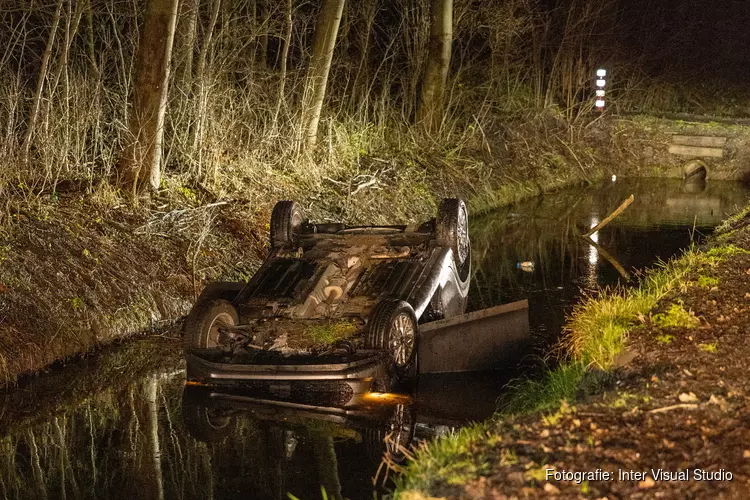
[184,198,471,391]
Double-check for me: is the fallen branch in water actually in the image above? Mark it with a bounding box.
[584,194,635,238]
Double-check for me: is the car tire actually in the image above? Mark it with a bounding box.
[270,200,304,249]
[436,198,470,268]
[366,299,418,378]
[182,390,236,443]
[183,299,239,349]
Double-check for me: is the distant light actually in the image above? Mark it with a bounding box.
[596,69,607,77]
[595,99,606,108]
[611,174,617,182]
[596,79,606,87]
[596,89,606,97]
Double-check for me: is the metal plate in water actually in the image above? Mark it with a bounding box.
[418,300,531,374]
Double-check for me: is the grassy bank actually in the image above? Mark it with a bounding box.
[394,197,750,497]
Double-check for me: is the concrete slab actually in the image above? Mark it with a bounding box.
[668,145,724,157]
[671,135,727,147]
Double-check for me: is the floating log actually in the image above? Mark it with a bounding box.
[583,194,635,238]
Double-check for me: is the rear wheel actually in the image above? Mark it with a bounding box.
[270,200,304,249]
[366,299,418,378]
[183,299,239,349]
[436,198,470,269]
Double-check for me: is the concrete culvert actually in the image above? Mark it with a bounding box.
[682,159,707,181]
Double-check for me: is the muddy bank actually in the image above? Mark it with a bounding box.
[396,201,750,499]
[0,195,266,386]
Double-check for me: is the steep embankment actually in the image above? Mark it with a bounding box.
[396,202,750,498]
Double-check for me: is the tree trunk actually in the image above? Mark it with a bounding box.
[258,1,268,71]
[417,0,453,134]
[272,0,293,132]
[118,0,179,194]
[189,0,222,159]
[298,0,346,151]
[174,0,198,84]
[22,0,63,162]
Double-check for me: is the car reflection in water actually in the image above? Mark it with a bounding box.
[181,363,517,500]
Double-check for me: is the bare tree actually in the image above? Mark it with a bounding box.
[22,0,64,162]
[272,0,293,132]
[417,0,453,134]
[174,0,198,84]
[298,0,346,151]
[189,0,222,167]
[118,0,180,194]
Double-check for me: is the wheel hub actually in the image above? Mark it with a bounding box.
[208,312,236,348]
[388,313,415,367]
[456,203,469,264]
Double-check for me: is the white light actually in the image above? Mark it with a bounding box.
[595,99,606,108]
[611,174,617,182]
[596,89,605,97]
[596,69,607,77]
[596,79,606,87]
[588,217,599,265]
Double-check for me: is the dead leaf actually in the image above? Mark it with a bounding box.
[540,429,550,438]
[678,392,698,403]
[743,450,750,459]
[709,394,729,411]
[0,283,7,293]
[544,483,561,494]
[639,477,656,489]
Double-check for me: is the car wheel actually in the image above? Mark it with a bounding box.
[183,299,239,349]
[270,200,304,249]
[436,198,470,268]
[182,389,236,443]
[367,299,418,378]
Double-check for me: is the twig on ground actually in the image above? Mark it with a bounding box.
[649,403,698,414]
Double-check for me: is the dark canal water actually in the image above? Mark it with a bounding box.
[0,178,747,499]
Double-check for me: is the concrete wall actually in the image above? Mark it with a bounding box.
[610,115,750,181]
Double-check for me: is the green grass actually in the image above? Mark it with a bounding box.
[303,321,358,345]
[651,303,700,328]
[655,333,675,344]
[394,423,492,493]
[715,205,750,234]
[698,343,718,353]
[499,363,586,415]
[696,275,719,288]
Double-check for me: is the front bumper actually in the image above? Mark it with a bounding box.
[185,350,392,406]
